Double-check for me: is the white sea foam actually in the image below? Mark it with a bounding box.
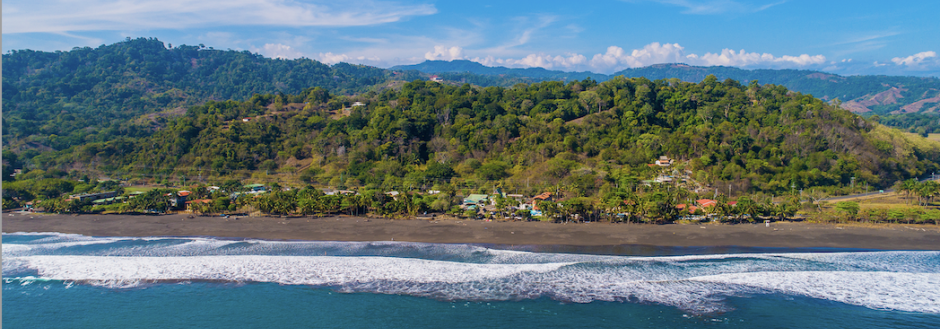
[3,244,32,253]
[12,255,573,287]
[4,233,939,314]
[691,271,940,313]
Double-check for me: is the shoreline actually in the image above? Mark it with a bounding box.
[4,212,940,250]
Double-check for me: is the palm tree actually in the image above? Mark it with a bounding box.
[299,197,316,216]
[736,197,759,223]
[902,179,918,205]
[714,194,732,223]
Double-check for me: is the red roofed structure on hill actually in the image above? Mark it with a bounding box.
[697,199,717,207]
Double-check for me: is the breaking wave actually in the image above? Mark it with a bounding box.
[4,233,939,313]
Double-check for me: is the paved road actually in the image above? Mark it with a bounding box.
[821,190,892,202]
[820,175,939,202]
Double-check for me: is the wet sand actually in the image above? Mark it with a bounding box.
[4,213,940,250]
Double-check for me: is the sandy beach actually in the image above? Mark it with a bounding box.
[4,212,940,250]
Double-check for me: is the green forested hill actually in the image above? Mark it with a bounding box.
[33,76,940,196]
[615,64,940,113]
[1,37,422,150]
[394,61,940,115]
[5,39,940,201]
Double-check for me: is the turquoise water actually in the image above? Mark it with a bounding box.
[4,233,940,328]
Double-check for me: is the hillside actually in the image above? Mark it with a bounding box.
[394,61,940,115]
[29,76,940,197]
[7,39,939,158]
[1,37,424,151]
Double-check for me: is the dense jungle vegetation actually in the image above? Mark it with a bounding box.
[5,39,940,223]
[16,75,940,197]
[1,37,422,150]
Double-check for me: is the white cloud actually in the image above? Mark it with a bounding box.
[473,53,587,70]
[254,43,304,60]
[2,0,437,33]
[589,43,687,71]
[891,51,937,66]
[318,52,351,64]
[691,49,826,66]
[463,42,826,73]
[425,46,465,61]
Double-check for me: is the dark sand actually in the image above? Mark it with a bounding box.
[4,212,940,250]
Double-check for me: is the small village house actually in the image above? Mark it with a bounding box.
[244,184,266,193]
[68,191,118,203]
[530,192,553,215]
[463,194,490,207]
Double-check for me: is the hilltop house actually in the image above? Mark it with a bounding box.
[244,184,266,194]
[655,156,673,167]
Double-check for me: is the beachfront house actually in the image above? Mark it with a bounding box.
[463,194,490,208]
[695,199,738,208]
[529,192,554,217]
[185,199,213,212]
[531,192,553,208]
[167,191,192,209]
[676,203,698,213]
[506,194,528,209]
[92,196,126,206]
[68,191,119,203]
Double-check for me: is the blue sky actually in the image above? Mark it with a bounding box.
[3,0,938,76]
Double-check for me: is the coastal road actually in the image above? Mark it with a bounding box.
[820,175,940,202]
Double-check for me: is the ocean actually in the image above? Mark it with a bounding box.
[3,233,940,328]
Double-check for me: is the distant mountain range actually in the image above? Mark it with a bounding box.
[392,60,940,115]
